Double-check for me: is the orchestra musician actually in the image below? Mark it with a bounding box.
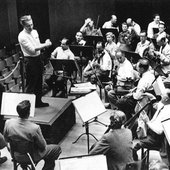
[80,18,102,36]
[89,110,133,170]
[83,41,112,84]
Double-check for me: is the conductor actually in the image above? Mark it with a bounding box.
[18,15,52,107]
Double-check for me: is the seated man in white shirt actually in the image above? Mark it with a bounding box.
[48,38,76,97]
[102,15,119,31]
[83,41,112,84]
[106,50,137,109]
[147,14,161,40]
[135,31,150,57]
[109,59,155,120]
[133,89,170,162]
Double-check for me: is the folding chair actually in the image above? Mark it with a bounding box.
[9,138,37,170]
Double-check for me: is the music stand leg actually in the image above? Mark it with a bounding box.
[72,122,98,153]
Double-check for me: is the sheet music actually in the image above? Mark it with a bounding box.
[1,92,35,117]
[58,155,107,170]
[153,76,166,96]
[72,91,106,123]
[73,82,96,90]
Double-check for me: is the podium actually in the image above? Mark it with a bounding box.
[84,35,103,47]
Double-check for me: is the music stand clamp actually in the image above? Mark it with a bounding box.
[50,59,78,95]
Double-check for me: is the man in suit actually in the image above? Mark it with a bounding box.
[89,110,133,170]
[3,100,61,170]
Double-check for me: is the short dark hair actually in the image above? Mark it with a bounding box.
[16,100,31,118]
[110,110,126,129]
[19,15,32,26]
[153,13,160,18]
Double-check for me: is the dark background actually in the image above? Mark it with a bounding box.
[1,0,170,49]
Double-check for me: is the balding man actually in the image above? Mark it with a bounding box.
[102,15,119,31]
[126,18,141,36]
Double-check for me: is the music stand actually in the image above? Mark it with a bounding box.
[124,51,141,64]
[101,28,119,42]
[70,45,94,80]
[153,28,159,35]
[72,91,107,153]
[50,59,78,94]
[84,35,103,47]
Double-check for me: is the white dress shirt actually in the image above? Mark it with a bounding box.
[135,40,150,57]
[133,70,155,100]
[51,47,74,60]
[18,29,41,57]
[147,21,159,39]
[148,102,170,135]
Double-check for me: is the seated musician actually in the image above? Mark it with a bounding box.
[117,22,136,51]
[89,110,133,170]
[71,31,86,46]
[102,15,119,31]
[106,50,138,109]
[80,18,102,36]
[83,41,112,84]
[135,30,150,57]
[108,59,155,120]
[105,32,118,68]
[47,38,76,97]
[133,89,170,162]
[149,36,170,80]
[147,14,161,40]
[155,22,167,42]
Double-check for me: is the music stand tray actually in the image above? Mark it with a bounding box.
[69,45,94,60]
[50,59,78,72]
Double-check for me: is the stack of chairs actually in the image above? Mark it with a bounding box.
[0,44,22,93]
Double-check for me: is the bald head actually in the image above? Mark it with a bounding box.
[111,15,117,24]
[126,18,133,26]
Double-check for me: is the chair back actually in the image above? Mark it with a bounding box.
[125,150,148,170]
[9,137,36,169]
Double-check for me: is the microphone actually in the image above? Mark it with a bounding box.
[150,95,162,104]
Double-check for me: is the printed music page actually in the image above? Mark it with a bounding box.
[1,92,35,117]
[58,155,107,170]
[72,91,106,123]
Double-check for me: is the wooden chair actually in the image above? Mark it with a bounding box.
[9,138,37,170]
[4,56,15,71]
[12,53,20,64]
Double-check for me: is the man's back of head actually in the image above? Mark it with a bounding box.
[16,100,31,119]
